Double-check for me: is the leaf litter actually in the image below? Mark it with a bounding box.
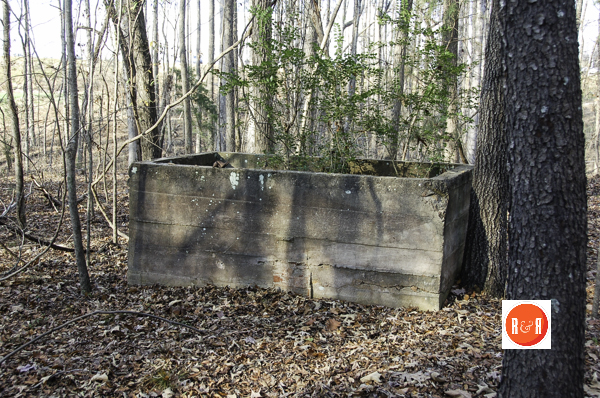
[0,174,599,397]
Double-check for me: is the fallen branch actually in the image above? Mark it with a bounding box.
[0,310,204,365]
[0,240,23,263]
[0,199,68,281]
[0,219,75,253]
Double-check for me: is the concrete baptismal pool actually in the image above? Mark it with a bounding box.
[127,152,473,311]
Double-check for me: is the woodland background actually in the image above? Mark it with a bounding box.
[0,0,599,396]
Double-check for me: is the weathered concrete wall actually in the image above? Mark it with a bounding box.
[128,152,472,311]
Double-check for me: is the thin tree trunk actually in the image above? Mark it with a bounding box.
[222,0,235,151]
[389,0,412,160]
[196,0,202,78]
[21,3,30,173]
[442,0,461,163]
[247,0,274,153]
[208,0,216,150]
[64,0,92,294]
[2,0,25,228]
[152,0,160,111]
[24,0,35,150]
[180,0,193,153]
[83,0,94,267]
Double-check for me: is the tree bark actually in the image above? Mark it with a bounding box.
[246,0,274,154]
[152,0,160,111]
[179,0,193,153]
[499,0,586,394]
[460,0,506,297]
[390,0,412,160]
[196,0,202,78]
[106,0,161,160]
[442,0,461,163]
[222,0,236,151]
[2,0,25,229]
[64,0,92,294]
[208,0,216,150]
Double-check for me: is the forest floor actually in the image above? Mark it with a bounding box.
[0,173,600,398]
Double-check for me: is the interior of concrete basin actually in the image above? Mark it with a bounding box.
[154,152,456,179]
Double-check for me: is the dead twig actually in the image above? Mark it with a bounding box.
[0,310,204,365]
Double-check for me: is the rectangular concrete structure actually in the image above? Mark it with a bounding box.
[128,152,473,311]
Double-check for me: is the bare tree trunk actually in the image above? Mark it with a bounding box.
[442,0,462,163]
[18,1,30,173]
[152,0,160,109]
[24,0,35,151]
[180,0,193,153]
[389,0,412,160]
[222,0,235,151]
[461,0,507,297]
[196,0,202,78]
[64,0,92,294]
[347,0,361,97]
[247,0,274,153]
[209,0,216,150]
[2,0,25,229]
[82,0,94,267]
[106,0,161,160]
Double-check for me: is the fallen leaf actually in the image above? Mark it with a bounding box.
[17,364,36,373]
[162,387,174,398]
[90,373,108,383]
[476,382,494,395]
[360,371,382,383]
[250,390,262,397]
[445,389,471,398]
[325,318,341,331]
[430,371,445,383]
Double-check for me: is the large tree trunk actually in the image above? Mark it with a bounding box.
[460,0,506,297]
[106,0,161,160]
[2,0,25,229]
[499,0,586,394]
[179,0,193,154]
[64,0,92,294]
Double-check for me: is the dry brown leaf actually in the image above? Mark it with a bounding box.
[445,389,472,398]
[325,318,341,331]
